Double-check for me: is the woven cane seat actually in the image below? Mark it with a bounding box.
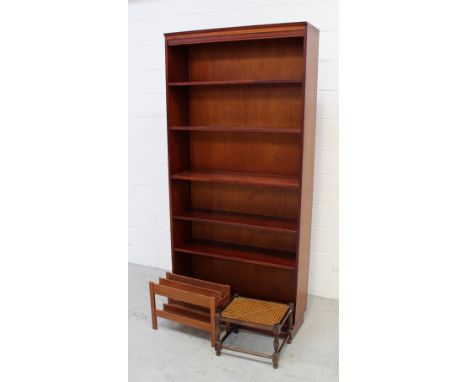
[221,297,290,326]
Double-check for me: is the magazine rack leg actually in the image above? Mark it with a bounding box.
[149,282,157,330]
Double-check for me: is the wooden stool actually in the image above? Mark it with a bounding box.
[214,296,294,369]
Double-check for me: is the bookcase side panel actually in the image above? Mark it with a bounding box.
[295,25,319,329]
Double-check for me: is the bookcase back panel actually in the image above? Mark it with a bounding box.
[192,256,296,303]
[189,85,302,129]
[168,131,191,173]
[170,181,191,213]
[171,219,192,246]
[173,251,193,275]
[167,45,189,82]
[187,38,304,81]
[167,87,189,126]
[190,131,301,176]
[191,182,299,220]
[191,221,296,252]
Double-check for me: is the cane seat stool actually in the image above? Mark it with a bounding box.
[214,296,294,369]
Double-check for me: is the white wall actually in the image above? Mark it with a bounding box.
[128,0,339,299]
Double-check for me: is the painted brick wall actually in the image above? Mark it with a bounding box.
[128,0,339,299]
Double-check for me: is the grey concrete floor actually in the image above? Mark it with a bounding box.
[129,263,338,382]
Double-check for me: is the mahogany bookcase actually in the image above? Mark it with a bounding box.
[164,22,319,334]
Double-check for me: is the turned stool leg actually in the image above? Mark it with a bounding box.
[272,324,281,369]
[287,303,294,344]
[215,311,222,356]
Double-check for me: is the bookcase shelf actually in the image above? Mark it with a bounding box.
[175,239,296,270]
[171,170,300,188]
[168,79,303,87]
[170,126,301,134]
[164,22,318,333]
[173,209,298,233]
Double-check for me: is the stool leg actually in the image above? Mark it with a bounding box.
[230,294,239,334]
[272,324,280,369]
[215,311,222,356]
[287,303,294,344]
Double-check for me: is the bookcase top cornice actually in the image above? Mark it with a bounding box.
[165,22,312,46]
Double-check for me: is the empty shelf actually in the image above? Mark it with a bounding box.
[170,126,301,134]
[173,209,298,233]
[174,240,296,270]
[171,170,300,188]
[168,79,303,86]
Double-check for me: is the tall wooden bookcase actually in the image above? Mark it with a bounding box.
[164,22,319,333]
